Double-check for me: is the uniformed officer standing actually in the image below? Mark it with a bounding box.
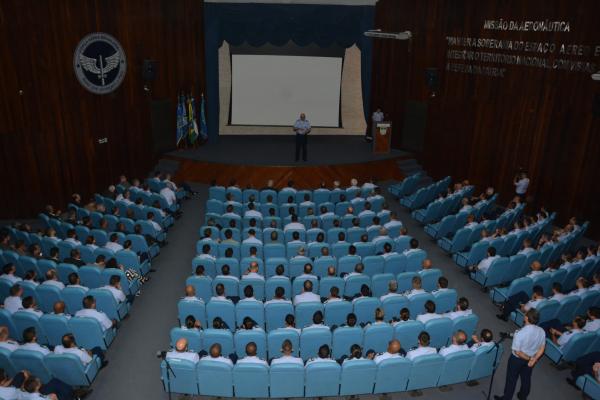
[495,309,545,400]
[293,113,311,162]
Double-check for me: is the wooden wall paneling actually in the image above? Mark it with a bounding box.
[372,0,600,237]
[0,0,206,219]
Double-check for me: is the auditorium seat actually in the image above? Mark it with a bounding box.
[332,326,363,359]
[373,357,411,393]
[340,359,376,395]
[406,354,444,390]
[69,317,116,350]
[437,350,475,386]
[235,301,265,328]
[46,353,101,386]
[300,329,331,361]
[269,363,304,397]
[305,362,340,397]
[324,300,352,327]
[198,359,233,397]
[394,321,424,351]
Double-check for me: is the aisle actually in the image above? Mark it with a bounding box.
[87,186,206,400]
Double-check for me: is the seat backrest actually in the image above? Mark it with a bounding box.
[557,296,581,325]
[363,256,385,277]
[353,297,381,325]
[408,292,435,317]
[45,353,90,387]
[374,357,411,394]
[36,284,63,314]
[265,302,294,331]
[437,350,476,386]
[11,349,52,383]
[332,326,364,359]
[68,316,108,350]
[300,329,332,361]
[393,320,425,350]
[424,317,453,348]
[159,358,199,395]
[269,363,304,398]
[0,308,18,339]
[170,327,203,352]
[178,300,207,328]
[234,330,267,359]
[452,313,479,336]
[62,286,88,315]
[0,347,17,377]
[233,363,269,398]
[197,359,233,397]
[340,359,377,395]
[267,329,300,358]
[406,354,445,390]
[305,362,341,397]
[202,329,234,357]
[433,289,458,313]
[206,300,235,332]
[13,311,47,344]
[406,250,427,272]
[364,323,394,353]
[295,302,324,328]
[78,266,102,289]
[324,300,352,327]
[344,275,371,298]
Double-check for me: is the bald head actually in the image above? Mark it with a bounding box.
[53,301,66,315]
[185,285,196,297]
[422,259,433,270]
[531,261,542,272]
[210,343,222,358]
[388,339,401,354]
[454,330,467,345]
[175,338,188,352]
[245,342,257,357]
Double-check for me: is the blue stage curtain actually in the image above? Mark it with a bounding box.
[203,3,375,142]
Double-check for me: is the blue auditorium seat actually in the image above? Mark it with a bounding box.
[13,311,47,344]
[270,363,304,397]
[394,321,424,351]
[300,329,332,361]
[234,330,267,359]
[468,342,504,382]
[160,359,199,395]
[433,289,457,313]
[265,302,294,331]
[170,327,203,352]
[46,353,101,386]
[295,302,323,328]
[203,329,234,357]
[425,318,452,348]
[332,326,364,359]
[69,317,115,350]
[437,350,475,386]
[0,348,17,378]
[267,329,300,359]
[233,363,270,397]
[324,300,352,327]
[305,362,340,397]
[406,354,444,390]
[11,349,53,383]
[353,297,380,325]
[364,323,394,353]
[373,357,410,393]
[339,359,377,395]
[198,359,233,397]
[36,285,63,314]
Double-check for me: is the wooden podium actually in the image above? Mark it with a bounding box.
[373,121,392,154]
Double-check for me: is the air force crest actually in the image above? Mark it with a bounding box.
[74,33,126,94]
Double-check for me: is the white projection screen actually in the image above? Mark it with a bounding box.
[231,54,343,127]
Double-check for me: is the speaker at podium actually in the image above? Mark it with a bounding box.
[373,121,392,154]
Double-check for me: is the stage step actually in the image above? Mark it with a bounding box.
[152,159,181,177]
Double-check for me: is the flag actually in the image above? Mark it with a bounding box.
[199,93,208,141]
[187,94,199,144]
[176,94,186,146]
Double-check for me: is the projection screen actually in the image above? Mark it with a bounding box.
[231,54,343,127]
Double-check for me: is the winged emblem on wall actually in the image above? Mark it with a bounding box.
[79,52,120,86]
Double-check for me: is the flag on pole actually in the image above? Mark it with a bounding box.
[187,94,199,144]
[176,94,186,146]
[199,93,208,141]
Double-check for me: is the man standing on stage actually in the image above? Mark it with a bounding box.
[293,113,311,162]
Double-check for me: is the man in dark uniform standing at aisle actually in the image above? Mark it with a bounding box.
[293,113,311,162]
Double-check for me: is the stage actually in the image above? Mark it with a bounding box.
[165,135,411,188]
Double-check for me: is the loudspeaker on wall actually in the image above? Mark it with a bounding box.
[142,60,158,81]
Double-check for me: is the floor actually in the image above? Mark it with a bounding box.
[166,135,409,166]
[86,180,582,400]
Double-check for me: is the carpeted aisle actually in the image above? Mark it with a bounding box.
[87,184,206,400]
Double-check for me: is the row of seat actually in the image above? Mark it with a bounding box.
[576,374,600,399]
[0,248,149,281]
[185,269,445,300]
[192,250,427,277]
[0,347,102,386]
[200,223,402,244]
[387,173,423,198]
[170,314,479,359]
[399,177,453,211]
[178,291,464,332]
[160,345,502,397]
[208,185,380,205]
[474,253,600,292]
[412,188,488,225]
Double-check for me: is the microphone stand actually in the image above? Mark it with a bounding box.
[162,354,177,400]
[483,334,508,400]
